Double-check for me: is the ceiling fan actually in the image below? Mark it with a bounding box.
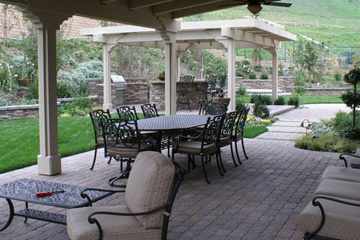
[223,0,292,15]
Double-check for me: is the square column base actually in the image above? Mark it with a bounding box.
[103,103,113,112]
[37,154,62,175]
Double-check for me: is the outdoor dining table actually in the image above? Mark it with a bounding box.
[108,114,213,186]
[137,114,213,151]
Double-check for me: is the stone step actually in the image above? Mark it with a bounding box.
[267,126,307,133]
[256,132,305,141]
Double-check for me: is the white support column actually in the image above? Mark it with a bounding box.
[271,48,279,101]
[164,35,177,115]
[223,40,236,111]
[31,13,69,175]
[103,43,115,111]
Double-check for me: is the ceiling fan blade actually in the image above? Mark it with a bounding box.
[264,2,292,7]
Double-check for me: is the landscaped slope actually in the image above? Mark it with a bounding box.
[184,0,360,47]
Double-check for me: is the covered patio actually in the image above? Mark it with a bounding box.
[0,137,342,239]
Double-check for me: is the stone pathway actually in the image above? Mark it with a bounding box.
[256,104,350,141]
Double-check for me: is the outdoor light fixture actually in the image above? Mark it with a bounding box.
[247,3,262,15]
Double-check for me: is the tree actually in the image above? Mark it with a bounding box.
[341,62,360,127]
[294,39,323,82]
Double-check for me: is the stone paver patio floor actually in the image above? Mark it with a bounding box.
[0,138,343,240]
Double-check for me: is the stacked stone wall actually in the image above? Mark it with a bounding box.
[236,77,296,93]
[123,78,149,106]
[0,4,120,40]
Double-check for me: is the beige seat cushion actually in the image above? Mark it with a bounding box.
[299,197,360,240]
[321,166,360,183]
[107,144,152,158]
[176,141,217,155]
[67,205,161,240]
[314,178,360,201]
[125,151,175,229]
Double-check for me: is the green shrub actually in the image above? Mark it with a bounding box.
[250,94,272,105]
[294,85,305,95]
[235,100,248,113]
[260,73,269,79]
[288,95,300,108]
[253,101,270,118]
[0,93,7,106]
[27,80,38,100]
[311,122,333,138]
[295,133,358,153]
[57,79,73,98]
[254,64,262,72]
[58,97,92,116]
[249,72,257,79]
[274,96,285,105]
[237,85,247,97]
[334,72,342,82]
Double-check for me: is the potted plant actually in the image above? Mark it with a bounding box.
[158,71,165,81]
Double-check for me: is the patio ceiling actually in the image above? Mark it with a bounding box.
[0,0,250,31]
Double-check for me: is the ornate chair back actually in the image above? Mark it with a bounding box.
[234,107,250,139]
[116,106,139,122]
[141,104,159,119]
[89,109,111,145]
[101,118,142,158]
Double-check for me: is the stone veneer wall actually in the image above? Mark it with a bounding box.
[0,105,40,120]
[236,76,296,93]
[149,80,207,111]
[123,78,149,106]
[304,88,350,95]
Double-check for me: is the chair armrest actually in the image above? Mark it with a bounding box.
[305,195,360,239]
[339,153,360,167]
[87,204,167,240]
[80,187,125,206]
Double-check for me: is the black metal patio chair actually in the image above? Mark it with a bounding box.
[177,75,194,111]
[101,118,154,186]
[231,107,250,165]
[219,111,239,168]
[89,109,112,171]
[198,100,228,115]
[205,75,218,99]
[172,115,224,184]
[116,106,139,121]
[141,103,159,119]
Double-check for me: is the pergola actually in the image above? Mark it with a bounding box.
[0,0,294,176]
[81,19,296,113]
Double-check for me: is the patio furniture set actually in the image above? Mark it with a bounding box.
[0,101,250,239]
[90,102,250,184]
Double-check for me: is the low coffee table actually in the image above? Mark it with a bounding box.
[0,178,114,231]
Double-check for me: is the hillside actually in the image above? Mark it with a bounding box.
[184,0,360,48]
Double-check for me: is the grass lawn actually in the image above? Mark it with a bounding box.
[244,125,268,138]
[0,114,267,174]
[0,117,94,174]
[282,94,343,105]
[237,94,343,105]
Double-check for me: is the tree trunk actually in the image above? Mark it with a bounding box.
[353,85,357,127]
